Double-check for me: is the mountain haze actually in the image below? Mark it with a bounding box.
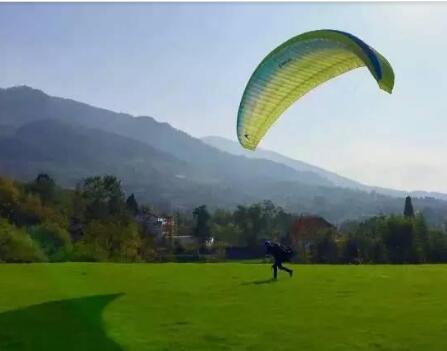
[202,136,447,201]
[1,85,447,224]
[202,136,366,190]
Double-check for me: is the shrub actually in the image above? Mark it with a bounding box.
[28,222,72,261]
[0,219,47,262]
[77,220,142,262]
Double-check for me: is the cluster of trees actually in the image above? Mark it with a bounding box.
[192,197,447,264]
[0,174,155,262]
[207,201,292,247]
[340,215,447,264]
[294,198,447,263]
[184,201,292,257]
[1,173,447,264]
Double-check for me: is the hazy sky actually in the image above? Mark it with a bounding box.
[1,3,447,192]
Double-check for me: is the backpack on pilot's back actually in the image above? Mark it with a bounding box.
[272,242,294,261]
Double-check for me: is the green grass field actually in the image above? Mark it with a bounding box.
[1,263,447,351]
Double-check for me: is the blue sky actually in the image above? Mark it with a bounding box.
[1,3,447,192]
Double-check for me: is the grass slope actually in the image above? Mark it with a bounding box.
[0,263,447,351]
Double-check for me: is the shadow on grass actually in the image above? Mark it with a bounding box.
[241,278,276,286]
[0,293,124,351]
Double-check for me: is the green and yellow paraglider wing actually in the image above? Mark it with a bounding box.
[237,29,394,150]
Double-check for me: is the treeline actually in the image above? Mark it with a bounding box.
[1,174,447,263]
[209,201,293,247]
[0,175,296,262]
[195,198,447,263]
[0,174,154,262]
[298,214,447,264]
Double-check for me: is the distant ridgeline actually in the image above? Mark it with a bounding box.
[0,174,446,264]
[2,86,447,226]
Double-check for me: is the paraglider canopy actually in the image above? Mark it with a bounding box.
[237,29,394,150]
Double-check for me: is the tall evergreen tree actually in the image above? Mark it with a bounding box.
[29,173,56,205]
[404,196,415,218]
[126,194,139,216]
[193,205,211,246]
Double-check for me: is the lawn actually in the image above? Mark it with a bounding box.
[1,263,447,351]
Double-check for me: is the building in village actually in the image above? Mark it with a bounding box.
[136,212,176,240]
[289,215,336,259]
[136,213,198,248]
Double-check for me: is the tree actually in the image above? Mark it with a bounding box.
[404,196,415,218]
[126,194,139,216]
[28,222,72,261]
[412,214,429,262]
[428,229,447,262]
[341,235,360,264]
[192,205,211,246]
[0,177,20,221]
[27,173,56,205]
[74,220,142,262]
[382,216,414,263]
[343,216,388,263]
[210,222,242,246]
[312,229,339,263]
[0,219,46,262]
[81,176,127,222]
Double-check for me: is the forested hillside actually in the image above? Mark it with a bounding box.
[1,85,447,224]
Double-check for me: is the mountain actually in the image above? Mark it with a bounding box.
[6,119,296,210]
[0,119,191,181]
[1,85,447,224]
[0,86,335,211]
[0,86,333,188]
[202,136,366,190]
[202,136,447,201]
